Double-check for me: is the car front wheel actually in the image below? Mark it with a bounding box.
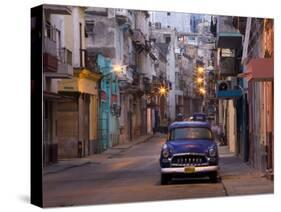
[161,174,171,185]
[209,171,218,183]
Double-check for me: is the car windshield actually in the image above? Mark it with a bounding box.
[193,114,206,121]
[170,127,212,140]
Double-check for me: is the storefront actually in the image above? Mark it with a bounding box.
[57,69,101,158]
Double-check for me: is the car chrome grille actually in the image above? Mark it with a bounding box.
[171,154,207,167]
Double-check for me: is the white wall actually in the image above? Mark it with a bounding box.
[72,7,84,68]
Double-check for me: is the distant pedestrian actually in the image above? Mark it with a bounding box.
[217,124,226,146]
[175,113,184,121]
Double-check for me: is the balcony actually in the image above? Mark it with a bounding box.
[44,37,56,57]
[43,23,58,73]
[217,32,242,49]
[216,16,242,49]
[58,48,73,77]
[43,53,57,72]
[45,47,73,79]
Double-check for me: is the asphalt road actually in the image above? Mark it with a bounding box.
[43,135,228,207]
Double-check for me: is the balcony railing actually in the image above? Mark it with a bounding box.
[57,47,73,76]
[216,16,242,49]
[58,47,72,65]
[43,23,58,56]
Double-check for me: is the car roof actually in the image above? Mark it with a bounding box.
[168,121,210,130]
[193,112,207,116]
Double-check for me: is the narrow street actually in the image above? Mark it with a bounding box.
[43,135,273,207]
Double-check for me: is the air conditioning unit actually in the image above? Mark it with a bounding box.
[217,80,230,91]
[216,78,242,99]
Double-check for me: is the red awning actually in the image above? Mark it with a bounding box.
[238,58,273,81]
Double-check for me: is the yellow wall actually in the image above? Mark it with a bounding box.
[78,78,98,95]
[58,78,98,96]
[58,78,79,92]
[227,100,237,153]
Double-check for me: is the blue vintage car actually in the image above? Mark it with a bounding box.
[159,121,219,184]
[191,112,208,122]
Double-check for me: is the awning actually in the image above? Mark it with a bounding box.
[58,68,101,95]
[217,32,242,49]
[74,68,101,81]
[43,91,75,102]
[216,90,243,99]
[238,58,273,81]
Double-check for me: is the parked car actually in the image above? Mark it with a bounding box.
[159,121,219,185]
[192,112,208,122]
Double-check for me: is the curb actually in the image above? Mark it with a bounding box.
[43,161,91,176]
[134,134,154,145]
[112,134,154,150]
[44,134,155,176]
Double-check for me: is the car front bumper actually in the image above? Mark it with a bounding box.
[161,165,219,174]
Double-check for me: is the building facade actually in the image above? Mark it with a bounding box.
[57,7,101,158]
[42,5,73,164]
[239,18,274,178]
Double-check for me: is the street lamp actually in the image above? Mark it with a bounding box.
[197,66,205,74]
[196,77,204,84]
[159,86,168,96]
[199,87,206,96]
[112,64,127,74]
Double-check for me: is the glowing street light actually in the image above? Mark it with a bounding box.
[159,86,168,96]
[112,64,125,74]
[199,87,206,95]
[196,77,204,84]
[197,66,205,74]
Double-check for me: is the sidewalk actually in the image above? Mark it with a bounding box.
[219,146,274,196]
[43,133,154,176]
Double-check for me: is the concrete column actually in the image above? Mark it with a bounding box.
[72,7,81,68]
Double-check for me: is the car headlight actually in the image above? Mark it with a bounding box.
[162,144,170,158]
[162,149,169,158]
[208,148,217,157]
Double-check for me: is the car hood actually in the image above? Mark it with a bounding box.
[167,139,215,154]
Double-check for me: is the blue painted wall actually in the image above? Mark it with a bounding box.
[97,54,120,151]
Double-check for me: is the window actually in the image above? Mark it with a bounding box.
[170,127,212,140]
[165,36,171,44]
[167,12,170,16]
[221,48,235,57]
[85,20,95,35]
